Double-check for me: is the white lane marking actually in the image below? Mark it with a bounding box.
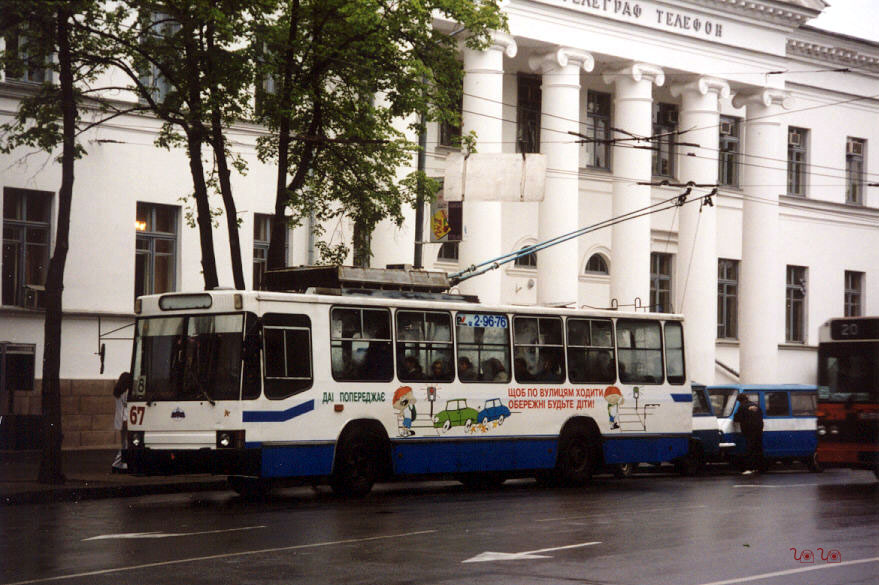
[689,556,879,585]
[733,483,819,488]
[537,505,705,522]
[2,529,437,585]
[83,525,266,541]
[462,541,601,563]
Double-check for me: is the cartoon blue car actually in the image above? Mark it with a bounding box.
[477,398,511,425]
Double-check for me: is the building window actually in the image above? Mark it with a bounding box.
[137,12,178,103]
[717,258,738,339]
[846,138,865,205]
[652,103,677,177]
[436,242,458,262]
[2,32,48,84]
[514,246,537,269]
[439,94,462,148]
[135,202,177,298]
[787,127,808,196]
[650,252,673,313]
[516,74,541,154]
[584,253,609,275]
[2,188,51,308]
[785,265,807,343]
[253,213,287,288]
[584,91,611,169]
[718,116,740,187]
[844,270,863,317]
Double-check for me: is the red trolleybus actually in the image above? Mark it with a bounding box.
[816,317,879,477]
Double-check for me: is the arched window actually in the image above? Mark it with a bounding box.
[514,246,537,268]
[584,253,609,275]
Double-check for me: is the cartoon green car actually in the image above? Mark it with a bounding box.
[433,398,479,432]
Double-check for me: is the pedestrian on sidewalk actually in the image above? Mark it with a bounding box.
[111,372,132,473]
[734,393,764,475]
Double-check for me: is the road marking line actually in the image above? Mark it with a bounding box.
[2,529,437,585]
[463,541,601,563]
[537,505,705,522]
[83,525,266,541]
[733,483,819,488]
[689,556,879,585]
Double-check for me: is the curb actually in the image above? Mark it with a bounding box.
[2,479,229,506]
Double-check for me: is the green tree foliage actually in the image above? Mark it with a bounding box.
[0,0,121,483]
[253,0,506,267]
[92,0,267,290]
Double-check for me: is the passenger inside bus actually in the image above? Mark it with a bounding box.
[458,357,477,381]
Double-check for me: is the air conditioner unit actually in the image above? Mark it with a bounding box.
[665,110,678,124]
[720,121,733,135]
[847,139,863,156]
[788,131,801,147]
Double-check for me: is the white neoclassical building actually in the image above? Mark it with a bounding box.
[1,0,877,447]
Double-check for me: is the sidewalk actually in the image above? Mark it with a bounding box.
[1,449,227,505]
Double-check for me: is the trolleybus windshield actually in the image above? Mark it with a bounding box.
[131,314,246,402]
[817,342,879,402]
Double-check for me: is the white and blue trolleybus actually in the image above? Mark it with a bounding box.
[126,267,693,495]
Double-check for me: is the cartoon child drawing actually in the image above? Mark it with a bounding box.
[392,386,417,437]
[604,386,624,430]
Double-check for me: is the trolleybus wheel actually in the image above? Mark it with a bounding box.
[331,429,382,497]
[557,427,596,485]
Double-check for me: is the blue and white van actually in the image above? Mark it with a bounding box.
[705,384,820,471]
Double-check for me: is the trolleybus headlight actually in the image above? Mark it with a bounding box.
[817,425,826,436]
[216,430,245,449]
[129,431,145,448]
[830,426,839,435]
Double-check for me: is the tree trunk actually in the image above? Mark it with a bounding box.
[38,7,75,484]
[209,110,245,290]
[186,130,220,290]
[352,220,371,268]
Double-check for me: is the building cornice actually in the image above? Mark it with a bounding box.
[787,38,879,73]
[680,0,824,28]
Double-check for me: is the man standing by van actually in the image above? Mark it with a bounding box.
[734,394,764,475]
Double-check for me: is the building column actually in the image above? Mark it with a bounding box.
[530,47,595,306]
[457,32,516,304]
[733,88,793,382]
[603,63,665,309]
[670,77,730,384]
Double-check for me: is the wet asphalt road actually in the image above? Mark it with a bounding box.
[1,467,877,585]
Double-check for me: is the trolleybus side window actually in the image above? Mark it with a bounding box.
[513,316,565,383]
[765,391,790,417]
[664,321,686,384]
[396,310,454,382]
[455,312,510,383]
[565,317,615,384]
[330,307,393,382]
[616,319,664,384]
[791,392,816,416]
[263,313,312,399]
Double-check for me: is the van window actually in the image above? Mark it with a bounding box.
[692,388,712,415]
[765,391,789,416]
[791,392,817,416]
[708,387,738,417]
